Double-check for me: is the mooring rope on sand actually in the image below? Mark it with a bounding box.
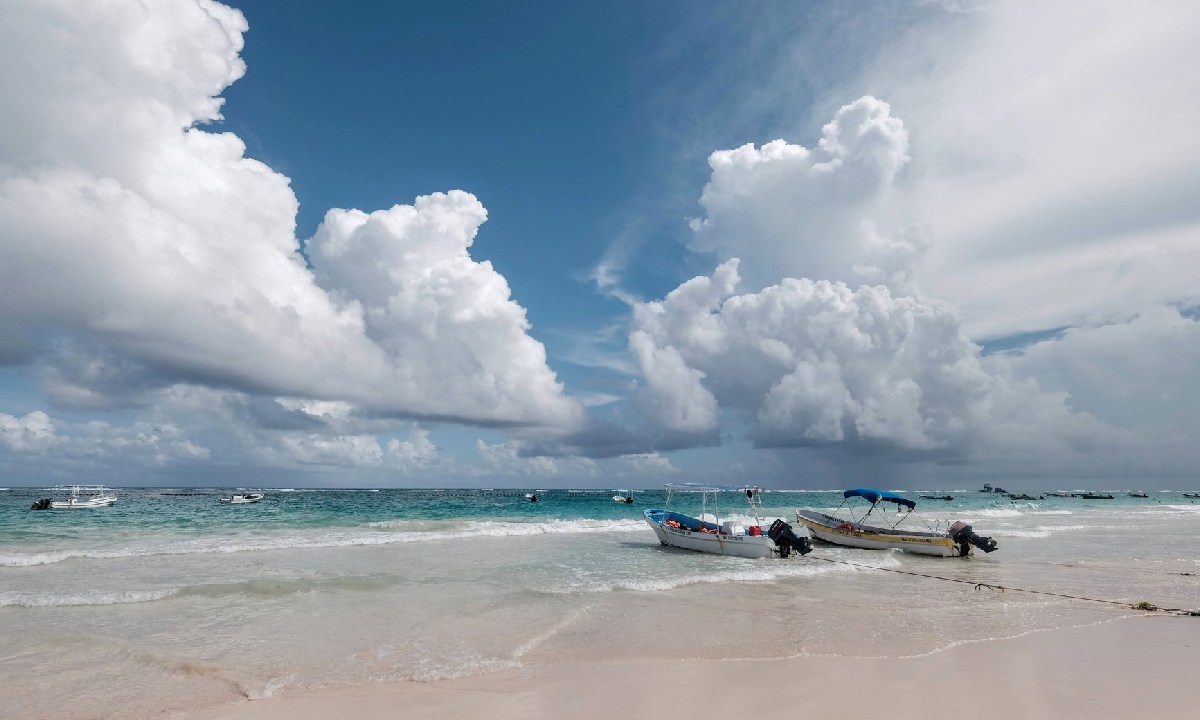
[803,555,1200,616]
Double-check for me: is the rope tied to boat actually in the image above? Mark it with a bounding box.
[803,555,1200,616]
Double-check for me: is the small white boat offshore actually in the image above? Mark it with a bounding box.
[613,490,634,504]
[220,492,265,504]
[644,483,812,559]
[795,488,998,558]
[30,485,118,510]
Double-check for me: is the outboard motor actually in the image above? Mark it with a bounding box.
[767,519,813,558]
[948,520,998,556]
[30,498,52,510]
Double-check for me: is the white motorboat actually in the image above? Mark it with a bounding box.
[220,492,265,504]
[644,483,811,559]
[31,485,117,510]
[613,490,634,504]
[795,488,997,557]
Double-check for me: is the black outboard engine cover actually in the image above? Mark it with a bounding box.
[948,521,998,556]
[767,519,813,558]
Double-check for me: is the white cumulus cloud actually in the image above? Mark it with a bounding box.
[0,411,57,453]
[630,259,1114,458]
[309,193,583,427]
[627,93,1123,464]
[0,0,582,433]
[688,96,918,293]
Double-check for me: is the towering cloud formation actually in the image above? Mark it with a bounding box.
[630,97,1116,459]
[689,97,918,293]
[0,0,582,431]
[631,259,1112,456]
[309,193,582,426]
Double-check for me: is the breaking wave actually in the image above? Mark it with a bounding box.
[0,518,645,568]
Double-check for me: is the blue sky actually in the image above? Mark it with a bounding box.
[2,0,1199,489]
[216,1,697,391]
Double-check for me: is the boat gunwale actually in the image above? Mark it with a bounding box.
[45,484,118,509]
[795,509,954,544]
[643,507,780,558]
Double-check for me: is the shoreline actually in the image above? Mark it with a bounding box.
[176,614,1197,720]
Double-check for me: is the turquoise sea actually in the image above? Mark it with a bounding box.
[2,486,1198,719]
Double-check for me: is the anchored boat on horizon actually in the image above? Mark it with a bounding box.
[219,492,264,504]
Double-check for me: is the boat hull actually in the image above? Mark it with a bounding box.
[644,509,781,559]
[794,510,961,557]
[50,496,117,509]
[221,494,264,504]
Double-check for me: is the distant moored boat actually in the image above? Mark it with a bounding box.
[30,485,117,510]
[220,492,264,504]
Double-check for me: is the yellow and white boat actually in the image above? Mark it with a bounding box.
[795,488,997,558]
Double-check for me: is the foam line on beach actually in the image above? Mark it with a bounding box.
[0,588,179,607]
[534,551,877,595]
[887,615,1132,660]
[512,603,594,659]
[962,507,1027,517]
[999,523,1093,538]
[780,616,1130,662]
[0,573,405,607]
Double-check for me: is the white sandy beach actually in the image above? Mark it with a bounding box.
[7,494,1198,720]
[178,615,1197,720]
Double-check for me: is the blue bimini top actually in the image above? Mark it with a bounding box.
[843,488,916,510]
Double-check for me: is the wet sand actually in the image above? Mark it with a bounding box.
[177,615,1197,720]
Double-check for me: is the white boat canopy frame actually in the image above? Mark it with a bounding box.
[832,487,946,534]
[662,483,770,529]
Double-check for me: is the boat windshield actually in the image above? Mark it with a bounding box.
[663,483,768,527]
[54,485,114,496]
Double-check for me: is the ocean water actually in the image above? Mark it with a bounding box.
[1,486,1198,719]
